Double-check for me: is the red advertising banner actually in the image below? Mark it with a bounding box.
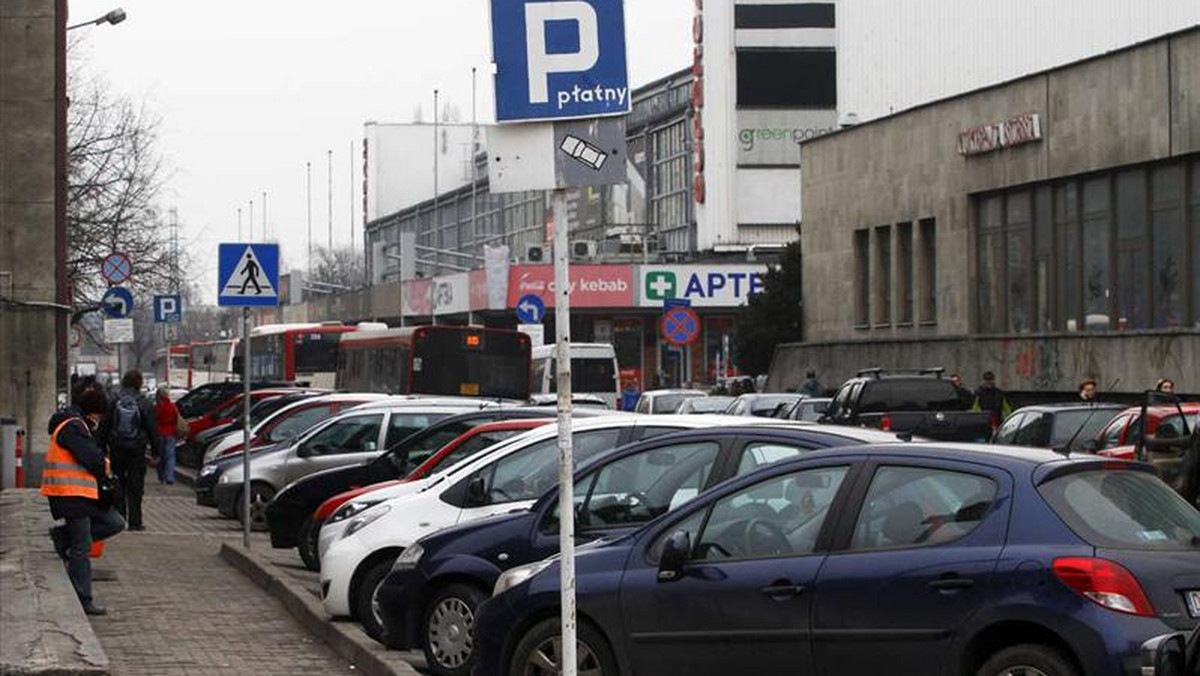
[403,278,433,316]
[508,264,633,308]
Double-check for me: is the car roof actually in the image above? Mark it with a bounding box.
[347,396,504,412]
[645,389,708,397]
[1013,402,1126,413]
[1116,401,1200,416]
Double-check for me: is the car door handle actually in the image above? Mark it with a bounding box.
[928,577,975,591]
[761,582,806,598]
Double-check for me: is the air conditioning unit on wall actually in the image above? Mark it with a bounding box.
[571,240,598,260]
[525,244,547,263]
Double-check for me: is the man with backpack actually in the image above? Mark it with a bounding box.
[99,370,161,531]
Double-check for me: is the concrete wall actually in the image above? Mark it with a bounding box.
[800,27,1200,344]
[769,331,1200,396]
[0,0,62,482]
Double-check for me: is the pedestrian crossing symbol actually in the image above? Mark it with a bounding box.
[218,243,280,307]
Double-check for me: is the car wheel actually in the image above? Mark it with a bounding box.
[977,644,1080,676]
[423,583,489,676]
[235,483,276,532]
[354,556,397,643]
[297,517,322,572]
[509,618,617,676]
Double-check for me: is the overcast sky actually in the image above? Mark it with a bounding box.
[70,0,694,299]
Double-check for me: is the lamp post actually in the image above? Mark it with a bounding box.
[67,8,125,30]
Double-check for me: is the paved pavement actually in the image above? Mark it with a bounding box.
[86,480,357,676]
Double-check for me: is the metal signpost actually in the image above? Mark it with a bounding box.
[217,243,280,548]
[488,2,630,672]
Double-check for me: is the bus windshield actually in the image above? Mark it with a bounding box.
[411,328,531,400]
[293,332,340,374]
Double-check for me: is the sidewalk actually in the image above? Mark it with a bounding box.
[86,481,357,676]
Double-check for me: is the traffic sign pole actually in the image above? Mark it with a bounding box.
[242,307,251,550]
[552,188,577,676]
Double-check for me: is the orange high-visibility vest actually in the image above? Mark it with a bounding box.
[40,418,99,500]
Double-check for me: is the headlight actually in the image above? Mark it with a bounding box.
[329,499,382,524]
[493,559,553,597]
[342,504,390,539]
[200,464,219,477]
[390,543,424,572]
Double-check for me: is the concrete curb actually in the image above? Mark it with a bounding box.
[174,466,196,488]
[218,543,420,676]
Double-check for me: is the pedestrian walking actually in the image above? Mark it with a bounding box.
[43,376,125,616]
[154,385,182,484]
[620,379,640,412]
[799,371,823,397]
[99,370,161,531]
[971,371,1012,426]
[950,373,974,409]
[1078,379,1098,404]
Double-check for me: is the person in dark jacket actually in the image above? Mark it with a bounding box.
[44,377,125,616]
[97,370,161,531]
[799,371,823,397]
[950,373,974,409]
[971,371,1012,425]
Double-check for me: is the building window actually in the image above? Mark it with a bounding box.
[975,156,1199,334]
[919,219,937,324]
[736,49,836,108]
[874,225,891,327]
[897,222,913,325]
[854,228,870,328]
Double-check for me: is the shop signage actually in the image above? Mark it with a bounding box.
[508,264,633,308]
[432,272,470,316]
[638,265,766,308]
[737,110,838,166]
[958,112,1042,156]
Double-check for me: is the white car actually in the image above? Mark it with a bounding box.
[318,414,788,635]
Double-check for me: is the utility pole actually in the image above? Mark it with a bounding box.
[248,200,254,242]
[238,207,242,241]
[471,68,478,258]
[327,149,333,249]
[306,161,313,272]
[432,89,440,275]
[349,140,355,251]
[262,190,267,241]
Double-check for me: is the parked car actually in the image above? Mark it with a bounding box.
[633,389,708,414]
[724,393,803,417]
[823,368,995,442]
[175,380,295,419]
[527,393,610,408]
[285,419,550,570]
[317,414,782,640]
[184,388,303,443]
[992,403,1124,453]
[263,407,601,569]
[473,443,1200,676]
[776,396,832,422]
[212,403,480,528]
[674,396,734,414]
[378,424,903,675]
[1095,402,1200,460]
[1096,401,1200,506]
[193,390,323,450]
[201,393,391,465]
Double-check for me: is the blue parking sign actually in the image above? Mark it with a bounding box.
[491,0,630,123]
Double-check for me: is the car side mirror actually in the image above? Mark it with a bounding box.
[363,441,378,453]
[466,476,488,507]
[657,530,691,583]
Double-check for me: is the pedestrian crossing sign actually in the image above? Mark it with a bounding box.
[218,243,280,307]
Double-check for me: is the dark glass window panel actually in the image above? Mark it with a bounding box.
[854,229,870,325]
[735,3,836,29]
[980,230,1004,333]
[1007,229,1030,332]
[736,49,836,108]
[1152,208,1183,328]
[897,222,913,324]
[1082,213,1110,329]
[876,226,891,325]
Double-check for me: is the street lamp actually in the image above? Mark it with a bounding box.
[67,8,126,30]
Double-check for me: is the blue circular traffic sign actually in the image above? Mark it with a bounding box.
[101,287,134,319]
[660,306,700,346]
[516,294,546,323]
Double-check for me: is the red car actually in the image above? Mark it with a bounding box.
[184,389,301,441]
[1094,402,1200,460]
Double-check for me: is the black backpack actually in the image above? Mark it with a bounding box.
[112,392,144,447]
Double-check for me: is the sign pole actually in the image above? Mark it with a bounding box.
[552,188,577,676]
[241,306,252,549]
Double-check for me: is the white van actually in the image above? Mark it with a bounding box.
[530,343,619,409]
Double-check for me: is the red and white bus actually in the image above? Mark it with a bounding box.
[189,339,238,387]
[152,344,191,387]
[233,323,354,389]
[336,325,532,400]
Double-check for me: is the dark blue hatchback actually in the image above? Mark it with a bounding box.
[472,444,1200,676]
[376,424,901,676]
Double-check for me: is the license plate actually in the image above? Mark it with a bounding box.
[1187,590,1200,618]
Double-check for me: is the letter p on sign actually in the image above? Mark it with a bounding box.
[525,2,599,104]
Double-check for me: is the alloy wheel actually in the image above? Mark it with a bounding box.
[522,636,602,676]
[427,596,475,669]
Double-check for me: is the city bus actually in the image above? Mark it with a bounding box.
[233,323,354,389]
[336,325,532,400]
[152,344,191,387]
[189,339,238,387]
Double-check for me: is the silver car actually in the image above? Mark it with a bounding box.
[212,402,487,528]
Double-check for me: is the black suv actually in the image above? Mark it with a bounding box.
[822,368,994,442]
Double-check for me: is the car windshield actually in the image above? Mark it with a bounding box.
[653,393,702,413]
[1048,409,1120,449]
[1039,469,1200,551]
[683,397,733,413]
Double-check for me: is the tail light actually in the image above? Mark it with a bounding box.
[1052,557,1155,617]
[880,416,891,431]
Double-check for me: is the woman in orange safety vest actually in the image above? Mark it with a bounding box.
[42,376,125,616]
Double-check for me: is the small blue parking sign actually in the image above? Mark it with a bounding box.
[491,0,630,123]
[218,243,279,307]
[516,294,546,323]
[154,294,182,323]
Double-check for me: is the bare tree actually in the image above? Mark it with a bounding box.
[66,70,178,307]
[308,246,365,291]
